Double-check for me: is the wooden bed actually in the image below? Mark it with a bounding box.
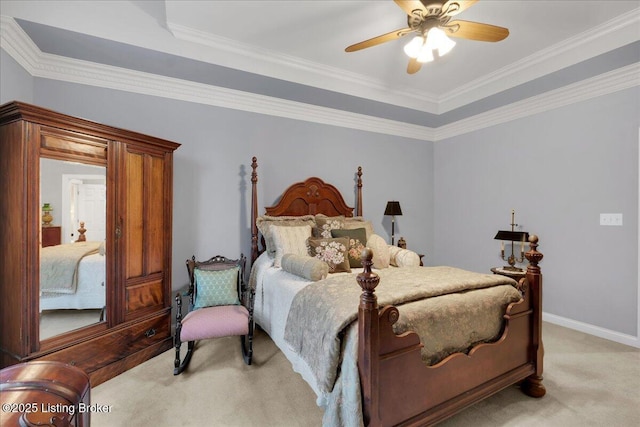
[249,156,545,426]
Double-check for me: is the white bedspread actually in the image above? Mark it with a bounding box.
[251,252,521,427]
[40,252,106,310]
[252,253,356,399]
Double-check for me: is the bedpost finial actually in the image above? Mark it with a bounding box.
[525,234,543,270]
[251,157,258,183]
[357,248,379,309]
[361,247,373,266]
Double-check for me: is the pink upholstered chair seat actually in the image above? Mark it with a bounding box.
[174,254,254,374]
[179,305,249,342]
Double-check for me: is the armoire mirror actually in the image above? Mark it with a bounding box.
[39,157,107,341]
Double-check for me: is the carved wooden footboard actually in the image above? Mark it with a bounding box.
[357,240,544,426]
[249,156,545,426]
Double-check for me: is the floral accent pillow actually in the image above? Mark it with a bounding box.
[331,227,367,268]
[313,215,345,238]
[307,237,351,273]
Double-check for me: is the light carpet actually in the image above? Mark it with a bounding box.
[92,322,640,426]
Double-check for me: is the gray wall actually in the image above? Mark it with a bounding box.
[0,49,33,103]
[17,78,434,291]
[433,87,639,336]
[1,47,638,340]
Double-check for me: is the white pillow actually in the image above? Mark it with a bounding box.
[366,234,390,269]
[389,246,421,267]
[271,224,312,268]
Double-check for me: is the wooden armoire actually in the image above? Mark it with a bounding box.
[0,101,180,385]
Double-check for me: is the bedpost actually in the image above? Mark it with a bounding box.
[522,234,546,397]
[356,166,363,217]
[251,157,259,264]
[356,248,381,426]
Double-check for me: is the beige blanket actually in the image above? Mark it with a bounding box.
[40,241,101,294]
[284,266,520,394]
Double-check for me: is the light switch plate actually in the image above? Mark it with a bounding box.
[600,213,623,226]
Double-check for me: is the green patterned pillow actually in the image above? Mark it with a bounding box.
[193,266,240,309]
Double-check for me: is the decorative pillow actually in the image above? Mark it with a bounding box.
[313,215,345,238]
[342,219,375,241]
[331,227,367,268]
[271,224,312,268]
[281,253,329,281]
[307,237,351,273]
[389,246,421,267]
[366,234,390,269]
[193,266,240,309]
[256,215,316,257]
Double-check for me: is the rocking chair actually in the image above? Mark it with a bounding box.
[174,254,254,375]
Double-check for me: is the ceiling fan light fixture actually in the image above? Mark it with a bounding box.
[426,27,456,57]
[345,0,508,75]
[403,36,425,59]
[416,48,434,63]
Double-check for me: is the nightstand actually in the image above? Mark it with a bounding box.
[491,267,525,280]
[42,226,61,247]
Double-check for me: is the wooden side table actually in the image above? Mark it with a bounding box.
[42,226,61,247]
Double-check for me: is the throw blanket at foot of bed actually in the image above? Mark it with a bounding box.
[284,266,521,396]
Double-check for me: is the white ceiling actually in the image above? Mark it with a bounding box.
[162,0,640,112]
[2,1,639,114]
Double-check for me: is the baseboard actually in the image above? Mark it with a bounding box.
[543,312,640,348]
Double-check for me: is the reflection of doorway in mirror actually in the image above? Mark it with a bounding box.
[76,183,106,242]
[61,175,106,244]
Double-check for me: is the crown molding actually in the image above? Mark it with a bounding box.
[167,22,440,114]
[0,15,40,73]
[435,62,640,140]
[2,16,638,144]
[167,8,640,115]
[1,16,435,142]
[438,7,640,113]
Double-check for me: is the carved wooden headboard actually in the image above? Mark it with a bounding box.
[265,177,355,217]
[250,157,363,262]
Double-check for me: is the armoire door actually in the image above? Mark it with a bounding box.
[120,144,171,321]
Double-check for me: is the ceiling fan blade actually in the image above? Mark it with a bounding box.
[345,28,412,52]
[443,20,509,42]
[407,57,422,74]
[394,0,427,16]
[441,0,478,17]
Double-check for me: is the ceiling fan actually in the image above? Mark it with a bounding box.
[345,0,509,74]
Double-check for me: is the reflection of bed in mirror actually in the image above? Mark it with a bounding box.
[39,237,106,314]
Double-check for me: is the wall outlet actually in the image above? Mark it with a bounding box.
[600,213,623,226]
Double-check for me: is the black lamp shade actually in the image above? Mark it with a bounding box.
[494,230,529,242]
[384,201,402,216]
